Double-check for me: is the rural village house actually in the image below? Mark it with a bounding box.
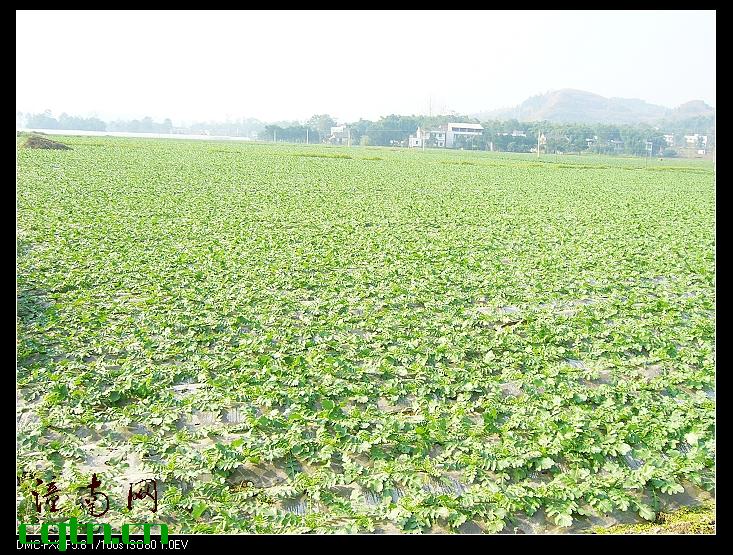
[409,122,483,149]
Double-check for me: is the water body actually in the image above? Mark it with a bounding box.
[18,128,254,142]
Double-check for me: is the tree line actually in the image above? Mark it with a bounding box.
[18,110,714,156]
[186,113,717,156]
[18,111,262,137]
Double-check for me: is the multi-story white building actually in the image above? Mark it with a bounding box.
[329,125,350,145]
[409,123,483,149]
[445,123,483,148]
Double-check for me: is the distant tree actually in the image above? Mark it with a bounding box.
[26,110,59,130]
[566,125,595,153]
[263,125,283,142]
[504,118,521,132]
[546,133,570,153]
[54,113,106,131]
[141,117,154,133]
[86,117,106,131]
[347,119,372,145]
[307,114,337,141]
[281,125,309,143]
[650,134,668,155]
[364,115,419,146]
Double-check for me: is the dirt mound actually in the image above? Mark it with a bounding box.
[22,135,71,150]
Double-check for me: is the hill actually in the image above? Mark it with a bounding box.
[476,89,714,125]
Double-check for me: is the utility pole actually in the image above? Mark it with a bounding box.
[537,131,541,158]
[274,129,277,143]
[422,128,426,152]
[347,128,351,147]
[429,95,432,118]
[306,127,309,145]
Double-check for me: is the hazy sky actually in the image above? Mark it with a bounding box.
[16,10,716,125]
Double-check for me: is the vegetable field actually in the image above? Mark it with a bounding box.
[16,137,715,533]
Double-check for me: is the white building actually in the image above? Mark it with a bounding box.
[408,126,428,148]
[409,122,483,149]
[329,125,350,145]
[531,133,548,153]
[663,134,675,147]
[684,134,708,147]
[409,126,447,148]
[445,123,483,148]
